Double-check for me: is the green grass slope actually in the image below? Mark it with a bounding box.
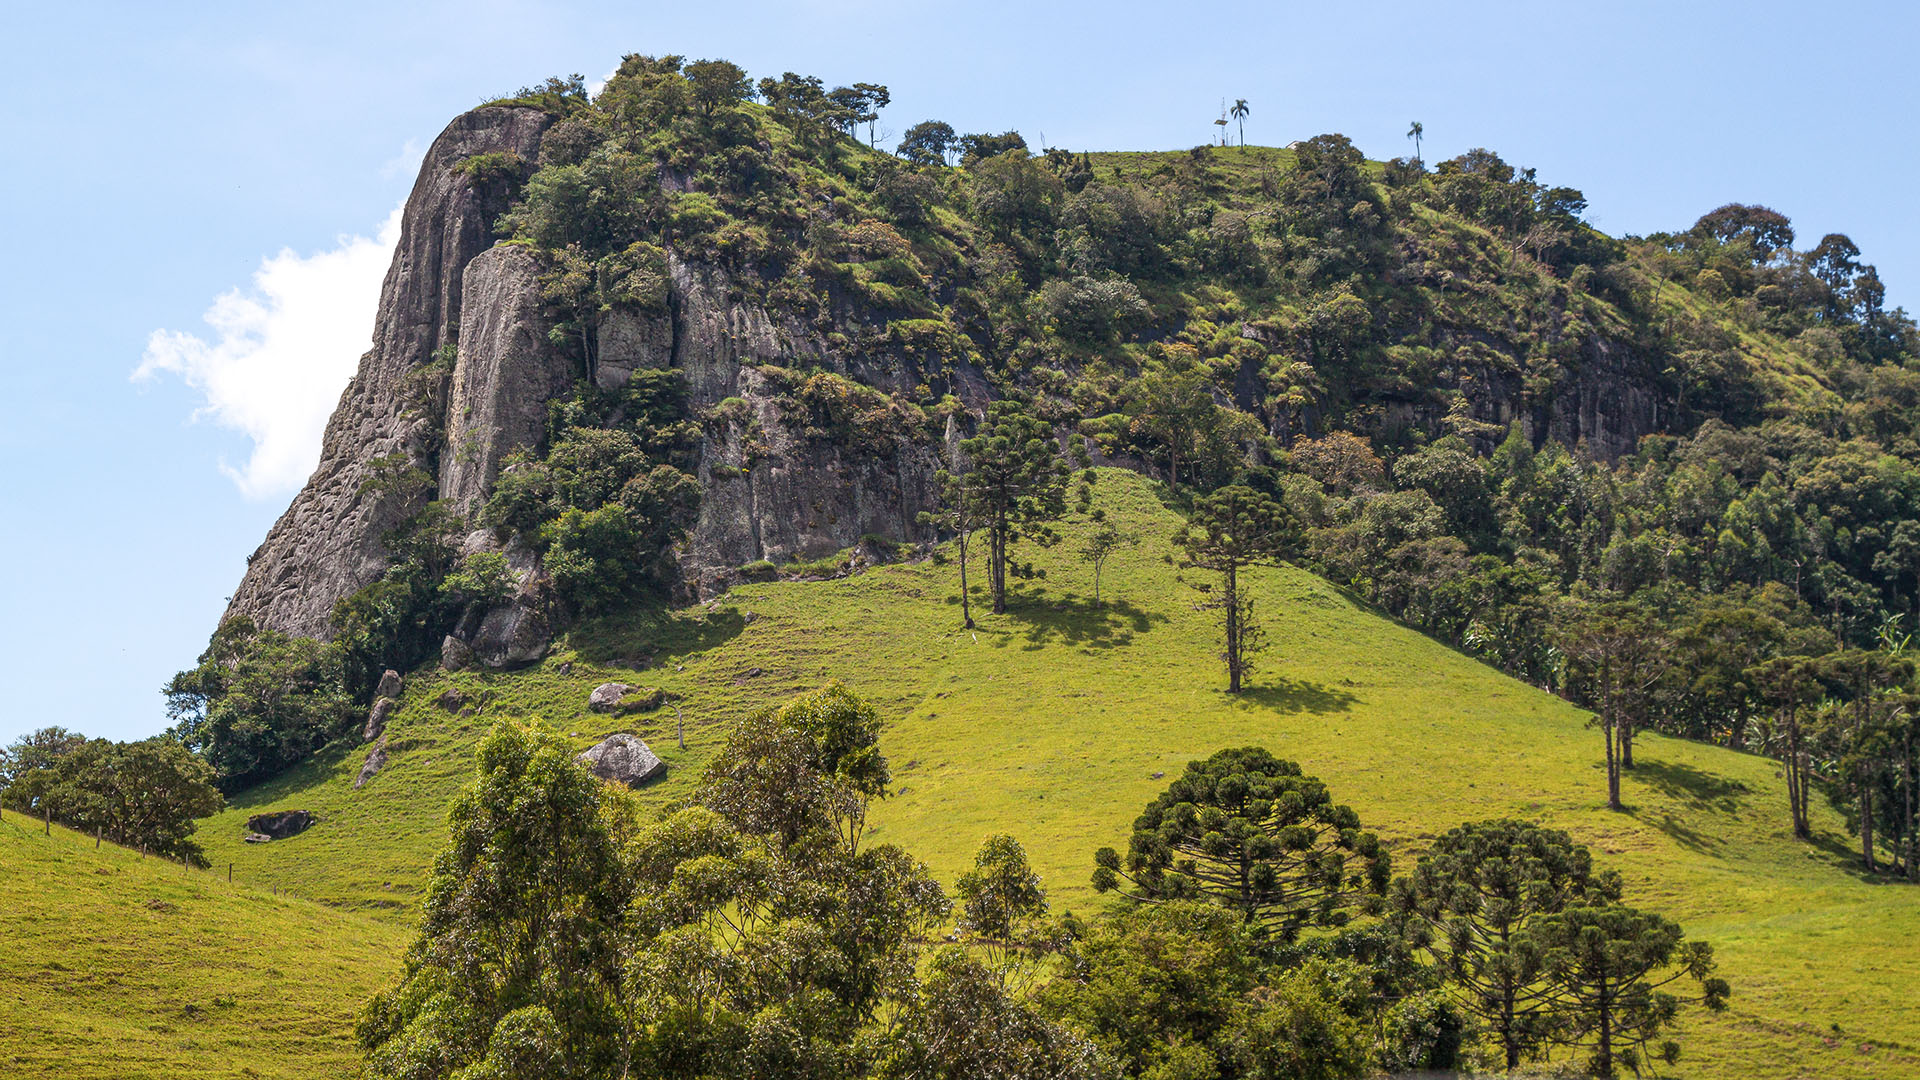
[200,469,1919,1079]
[0,815,408,1080]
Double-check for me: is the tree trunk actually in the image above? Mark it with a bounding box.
[990,526,1007,615]
[1620,717,1635,770]
[1861,772,1877,872]
[958,529,975,629]
[1596,977,1614,1079]
[1605,704,1623,813]
[1225,562,1241,693]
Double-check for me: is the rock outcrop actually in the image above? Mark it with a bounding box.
[222,106,554,638]
[245,810,313,840]
[439,244,576,517]
[355,734,388,789]
[577,734,665,787]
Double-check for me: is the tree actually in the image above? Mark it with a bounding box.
[1556,602,1670,810]
[1175,485,1299,693]
[853,82,890,146]
[957,130,1027,166]
[1077,523,1135,605]
[1748,656,1824,839]
[1392,820,1622,1070]
[1231,98,1250,145]
[898,120,956,166]
[1128,346,1223,492]
[1038,900,1260,1077]
[954,834,1051,974]
[881,948,1103,1080]
[1519,904,1730,1078]
[1810,648,1913,871]
[699,682,890,853]
[684,58,752,117]
[1093,747,1390,939]
[358,723,628,1080]
[1220,966,1372,1080]
[953,400,1074,615]
[921,451,980,628]
[47,738,223,862]
[164,618,354,792]
[1406,120,1423,163]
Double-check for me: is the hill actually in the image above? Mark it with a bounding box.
[194,469,1920,1080]
[0,814,408,1080]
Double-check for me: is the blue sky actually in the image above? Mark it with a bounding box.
[2,0,1914,745]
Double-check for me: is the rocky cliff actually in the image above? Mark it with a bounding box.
[227,107,554,639]
[224,108,959,648]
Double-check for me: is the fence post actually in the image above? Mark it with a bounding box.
[43,805,50,836]
[95,825,101,849]
[228,863,233,883]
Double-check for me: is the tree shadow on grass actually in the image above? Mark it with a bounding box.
[1623,759,1753,857]
[571,606,747,667]
[1628,759,1751,814]
[1236,677,1359,715]
[1002,592,1167,650]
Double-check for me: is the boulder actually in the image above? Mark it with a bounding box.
[437,687,467,712]
[355,734,389,789]
[576,734,665,788]
[375,669,404,700]
[363,697,397,742]
[588,683,634,712]
[440,634,475,671]
[245,810,313,840]
[588,683,665,714]
[469,597,551,667]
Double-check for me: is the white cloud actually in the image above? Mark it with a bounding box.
[136,204,405,500]
[380,138,424,180]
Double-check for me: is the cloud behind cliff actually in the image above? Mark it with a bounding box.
[135,202,404,500]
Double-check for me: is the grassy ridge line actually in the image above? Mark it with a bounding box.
[200,469,1919,1079]
[0,815,408,1080]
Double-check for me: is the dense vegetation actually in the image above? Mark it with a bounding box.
[363,688,1725,1079]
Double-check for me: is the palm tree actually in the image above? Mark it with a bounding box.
[1231,99,1250,146]
[1406,120,1424,164]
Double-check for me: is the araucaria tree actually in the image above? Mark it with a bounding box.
[1176,484,1298,692]
[952,399,1074,615]
[1748,656,1823,840]
[1557,602,1669,810]
[1093,747,1390,941]
[1519,904,1730,1078]
[1392,820,1622,1071]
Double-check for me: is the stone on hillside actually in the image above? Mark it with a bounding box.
[588,683,634,711]
[375,669,404,700]
[246,810,313,840]
[588,683,665,714]
[440,634,475,671]
[355,734,389,789]
[437,687,467,712]
[364,697,397,742]
[577,734,665,788]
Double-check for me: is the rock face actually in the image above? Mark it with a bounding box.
[221,106,554,638]
[577,734,665,787]
[439,244,577,517]
[246,810,313,840]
